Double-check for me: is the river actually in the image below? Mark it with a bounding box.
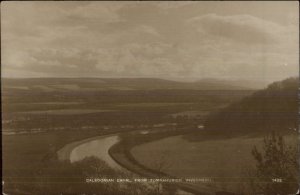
[57,134,122,169]
[57,132,203,195]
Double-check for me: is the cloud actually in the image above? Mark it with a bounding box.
[157,1,199,10]
[66,2,120,21]
[1,1,298,83]
[188,14,284,44]
[94,43,176,76]
[3,48,99,77]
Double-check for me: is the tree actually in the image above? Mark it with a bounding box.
[251,132,299,195]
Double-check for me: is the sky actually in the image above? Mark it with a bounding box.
[1,1,299,82]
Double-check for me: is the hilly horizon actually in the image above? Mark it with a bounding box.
[1,77,263,91]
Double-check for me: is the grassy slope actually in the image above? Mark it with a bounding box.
[130,133,298,193]
[131,134,298,178]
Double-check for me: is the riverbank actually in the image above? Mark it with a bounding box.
[108,128,220,195]
[55,127,240,195]
[56,127,213,194]
[57,133,118,161]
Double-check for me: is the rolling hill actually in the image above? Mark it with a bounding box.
[203,77,298,135]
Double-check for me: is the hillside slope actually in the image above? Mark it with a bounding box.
[203,77,298,135]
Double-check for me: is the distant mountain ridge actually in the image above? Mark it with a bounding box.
[1,77,254,91]
[203,77,298,135]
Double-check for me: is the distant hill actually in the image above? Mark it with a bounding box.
[195,78,268,90]
[1,77,252,91]
[203,77,298,135]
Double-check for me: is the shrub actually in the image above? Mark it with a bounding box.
[251,132,299,195]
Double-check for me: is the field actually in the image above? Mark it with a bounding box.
[131,134,298,178]
[130,133,298,193]
[3,79,252,135]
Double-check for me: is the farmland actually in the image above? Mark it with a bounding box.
[2,78,253,194]
[3,77,298,194]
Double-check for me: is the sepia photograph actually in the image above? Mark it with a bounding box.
[1,1,299,195]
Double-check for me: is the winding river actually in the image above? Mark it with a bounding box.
[56,132,206,195]
[57,134,122,169]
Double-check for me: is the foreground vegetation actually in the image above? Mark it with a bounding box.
[250,132,299,195]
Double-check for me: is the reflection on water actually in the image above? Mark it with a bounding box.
[70,135,122,169]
